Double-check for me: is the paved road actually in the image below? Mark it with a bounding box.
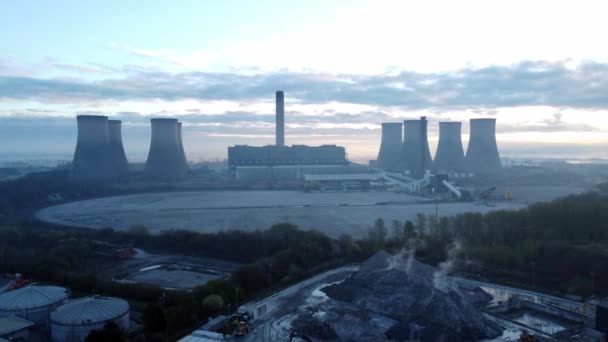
[453,277,593,319]
[239,266,359,342]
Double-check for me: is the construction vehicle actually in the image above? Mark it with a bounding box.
[519,331,537,342]
[5,273,31,290]
[113,243,134,260]
[230,312,251,337]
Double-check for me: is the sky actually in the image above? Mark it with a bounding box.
[1,0,608,163]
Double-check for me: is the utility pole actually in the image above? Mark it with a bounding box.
[530,261,536,288]
[268,262,273,287]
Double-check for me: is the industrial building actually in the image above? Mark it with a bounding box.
[0,285,69,325]
[0,315,34,341]
[433,122,466,172]
[373,116,502,177]
[227,91,349,181]
[50,296,129,342]
[108,120,129,177]
[229,144,348,170]
[376,122,405,171]
[402,117,433,177]
[144,118,189,180]
[465,118,502,173]
[71,115,129,181]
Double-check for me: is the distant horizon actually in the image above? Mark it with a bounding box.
[2,1,608,162]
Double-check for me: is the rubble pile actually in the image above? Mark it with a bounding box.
[294,251,501,341]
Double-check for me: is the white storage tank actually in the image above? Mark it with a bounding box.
[0,285,69,325]
[50,296,129,342]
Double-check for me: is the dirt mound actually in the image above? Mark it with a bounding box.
[302,251,501,341]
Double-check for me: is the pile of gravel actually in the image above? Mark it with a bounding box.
[295,251,501,341]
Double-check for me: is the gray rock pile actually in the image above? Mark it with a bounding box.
[294,251,501,341]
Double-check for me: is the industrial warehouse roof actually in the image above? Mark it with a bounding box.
[0,315,34,336]
[50,296,129,325]
[0,285,69,310]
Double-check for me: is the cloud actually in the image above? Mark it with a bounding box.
[3,61,608,110]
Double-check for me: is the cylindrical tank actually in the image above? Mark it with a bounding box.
[0,285,69,326]
[108,120,129,178]
[402,118,433,177]
[71,115,112,180]
[50,296,129,342]
[433,122,465,172]
[144,118,187,180]
[376,122,404,171]
[465,118,502,173]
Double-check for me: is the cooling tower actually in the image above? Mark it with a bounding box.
[177,122,189,172]
[71,115,112,180]
[145,118,188,180]
[108,120,129,178]
[276,90,285,147]
[402,117,433,178]
[376,122,405,171]
[465,118,502,173]
[433,122,465,172]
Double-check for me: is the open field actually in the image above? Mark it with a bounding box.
[125,267,227,290]
[36,187,581,239]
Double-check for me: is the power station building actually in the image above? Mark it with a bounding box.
[228,91,349,181]
[144,118,189,180]
[71,115,128,181]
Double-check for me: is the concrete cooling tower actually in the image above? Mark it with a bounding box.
[433,122,465,172]
[108,120,129,177]
[177,122,188,169]
[145,118,188,180]
[465,118,502,173]
[376,122,404,171]
[71,115,112,180]
[402,117,433,177]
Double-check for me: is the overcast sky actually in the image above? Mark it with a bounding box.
[2,0,608,162]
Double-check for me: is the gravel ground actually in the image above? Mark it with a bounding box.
[36,188,579,239]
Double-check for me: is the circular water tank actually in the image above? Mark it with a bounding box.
[0,285,69,325]
[50,296,129,342]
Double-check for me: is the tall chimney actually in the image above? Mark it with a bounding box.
[276,90,285,147]
[433,122,465,172]
[402,118,433,178]
[108,120,129,178]
[145,118,187,180]
[376,122,405,171]
[465,118,502,174]
[71,115,112,180]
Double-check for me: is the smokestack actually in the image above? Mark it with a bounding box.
[108,120,129,178]
[177,122,189,173]
[403,117,433,178]
[376,122,405,171]
[465,118,502,173]
[145,118,187,180]
[433,122,465,172]
[71,115,112,180]
[276,90,285,147]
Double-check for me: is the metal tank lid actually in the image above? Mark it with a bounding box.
[0,285,69,310]
[50,296,129,325]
